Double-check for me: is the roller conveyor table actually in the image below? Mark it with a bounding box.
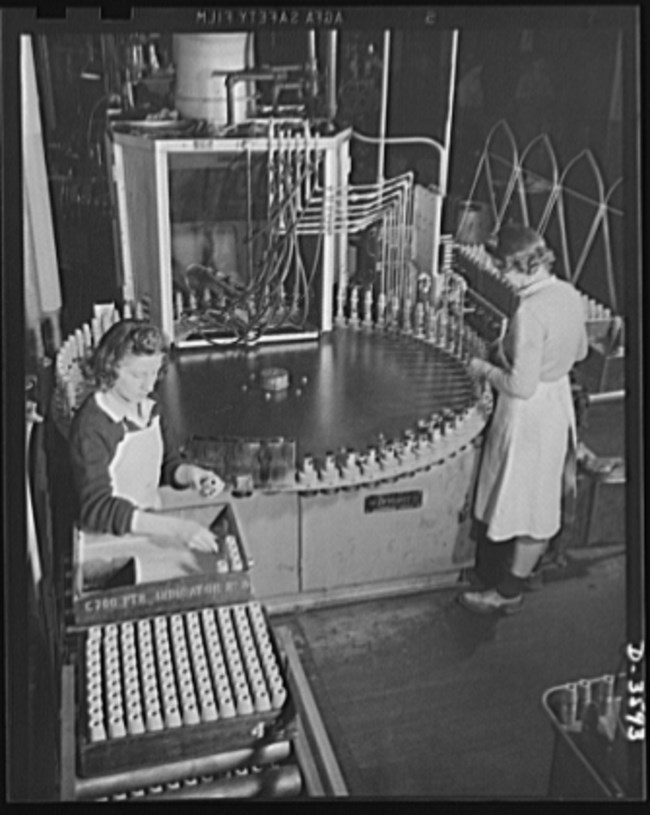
[59,624,347,800]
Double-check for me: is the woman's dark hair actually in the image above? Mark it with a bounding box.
[487,224,555,276]
[92,320,169,390]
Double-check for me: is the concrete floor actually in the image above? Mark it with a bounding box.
[277,542,626,798]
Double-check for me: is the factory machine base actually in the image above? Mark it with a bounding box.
[160,328,487,608]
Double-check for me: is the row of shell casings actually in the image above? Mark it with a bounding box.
[380,300,471,349]
[56,304,145,380]
[220,534,243,573]
[554,675,617,728]
[456,243,617,323]
[392,310,486,370]
[98,764,300,801]
[174,288,222,317]
[56,303,147,413]
[83,603,287,743]
[581,292,614,321]
[96,773,227,801]
[455,244,519,317]
[297,407,472,485]
[338,286,476,353]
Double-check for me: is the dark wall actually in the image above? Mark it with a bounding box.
[32,23,628,322]
[448,25,622,194]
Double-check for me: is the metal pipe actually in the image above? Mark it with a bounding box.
[440,29,460,197]
[150,764,302,800]
[215,67,303,125]
[74,741,293,800]
[377,31,391,184]
[326,29,338,121]
[353,131,445,162]
[308,29,317,67]
[307,29,319,100]
[432,28,460,281]
[588,390,625,405]
[222,70,277,125]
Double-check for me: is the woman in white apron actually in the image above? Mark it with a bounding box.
[459,225,589,614]
[70,320,225,551]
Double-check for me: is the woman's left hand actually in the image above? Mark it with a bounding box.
[467,357,489,379]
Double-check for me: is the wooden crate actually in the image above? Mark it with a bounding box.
[75,602,294,777]
[70,492,253,627]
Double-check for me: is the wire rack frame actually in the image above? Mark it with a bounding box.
[460,120,623,313]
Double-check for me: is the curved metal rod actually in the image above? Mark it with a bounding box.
[479,120,520,231]
[519,132,559,175]
[557,150,607,286]
[598,176,624,313]
[352,130,446,158]
[560,149,606,201]
[518,133,561,234]
[605,176,623,206]
[598,204,619,314]
[461,123,623,319]
[484,118,520,156]
[553,192,573,283]
[459,121,518,238]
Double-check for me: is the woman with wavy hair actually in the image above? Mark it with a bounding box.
[460,224,588,614]
[70,320,225,551]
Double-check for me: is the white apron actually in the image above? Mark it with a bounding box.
[108,416,164,511]
[474,374,577,542]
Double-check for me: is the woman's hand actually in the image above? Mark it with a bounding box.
[467,357,489,379]
[176,464,226,497]
[193,466,225,498]
[169,517,219,553]
[132,510,218,552]
[487,340,509,369]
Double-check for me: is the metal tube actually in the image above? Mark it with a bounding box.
[588,390,625,405]
[326,30,338,121]
[74,740,292,800]
[308,29,317,67]
[246,145,253,283]
[308,28,319,102]
[151,764,302,800]
[377,31,391,184]
[440,29,460,198]
[221,70,281,126]
[353,131,445,158]
[381,211,388,297]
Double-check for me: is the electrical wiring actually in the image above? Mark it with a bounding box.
[172,118,419,345]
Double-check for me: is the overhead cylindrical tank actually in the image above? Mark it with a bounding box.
[172,33,255,124]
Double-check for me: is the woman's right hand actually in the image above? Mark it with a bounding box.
[169,518,219,553]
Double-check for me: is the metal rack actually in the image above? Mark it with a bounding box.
[458,120,625,396]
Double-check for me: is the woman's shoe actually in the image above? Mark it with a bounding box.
[457,588,524,615]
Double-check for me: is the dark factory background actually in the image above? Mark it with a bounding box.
[25,19,626,357]
[7,5,643,802]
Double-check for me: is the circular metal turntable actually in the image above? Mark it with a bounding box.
[159,327,479,466]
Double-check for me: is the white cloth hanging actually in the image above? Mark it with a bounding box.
[22,34,62,353]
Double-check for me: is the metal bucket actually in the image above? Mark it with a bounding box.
[455,200,494,245]
[172,33,254,124]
